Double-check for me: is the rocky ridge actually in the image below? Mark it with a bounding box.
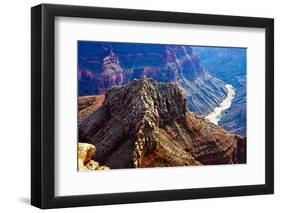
[79,77,246,169]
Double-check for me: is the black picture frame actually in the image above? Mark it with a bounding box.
[31,3,274,209]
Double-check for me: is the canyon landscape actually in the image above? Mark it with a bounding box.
[78,41,247,171]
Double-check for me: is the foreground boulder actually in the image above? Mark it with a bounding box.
[78,143,110,172]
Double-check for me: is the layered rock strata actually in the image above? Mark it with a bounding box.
[78,77,246,169]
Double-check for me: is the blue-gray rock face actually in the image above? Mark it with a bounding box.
[192,47,246,136]
[79,42,228,117]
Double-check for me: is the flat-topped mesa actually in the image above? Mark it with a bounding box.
[78,77,246,169]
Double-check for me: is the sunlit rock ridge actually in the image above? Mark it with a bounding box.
[78,77,246,169]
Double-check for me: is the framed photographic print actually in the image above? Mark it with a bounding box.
[31,3,274,209]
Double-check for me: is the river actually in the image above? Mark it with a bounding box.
[205,84,235,125]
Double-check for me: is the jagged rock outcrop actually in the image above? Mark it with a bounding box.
[78,143,110,172]
[99,50,125,93]
[78,77,246,169]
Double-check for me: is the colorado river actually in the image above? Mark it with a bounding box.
[205,84,235,125]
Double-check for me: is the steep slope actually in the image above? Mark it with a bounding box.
[78,94,105,122]
[78,42,228,116]
[78,77,246,169]
[192,47,246,135]
[219,80,246,136]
